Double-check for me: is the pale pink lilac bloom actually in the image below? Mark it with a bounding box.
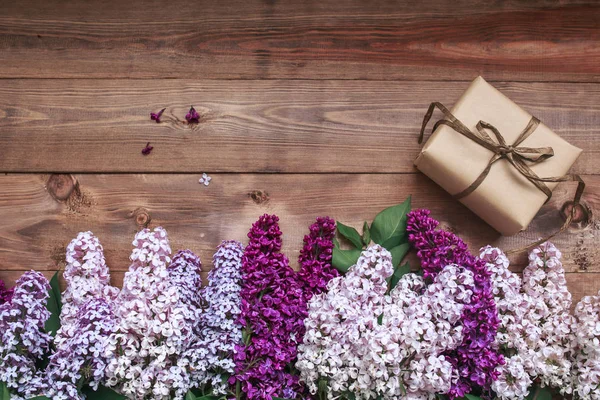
[480,243,575,399]
[103,227,203,400]
[297,245,473,400]
[572,291,600,399]
[55,231,119,350]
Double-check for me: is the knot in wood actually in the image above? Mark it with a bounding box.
[561,201,591,227]
[46,174,77,201]
[132,207,151,228]
[248,190,269,204]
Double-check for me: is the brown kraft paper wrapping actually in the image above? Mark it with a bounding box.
[414,76,582,236]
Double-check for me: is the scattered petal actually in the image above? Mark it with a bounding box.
[150,108,166,123]
[142,142,154,155]
[199,173,212,186]
[186,106,200,124]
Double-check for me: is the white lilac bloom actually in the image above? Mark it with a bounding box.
[480,245,534,400]
[185,240,243,395]
[523,242,574,395]
[0,271,52,399]
[480,243,574,399]
[55,231,119,350]
[572,292,600,400]
[42,298,117,400]
[104,227,203,400]
[297,245,472,400]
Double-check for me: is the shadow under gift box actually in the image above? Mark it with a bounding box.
[415,76,582,236]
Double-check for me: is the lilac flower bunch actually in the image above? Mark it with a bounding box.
[104,227,203,399]
[42,298,117,400]
[479,243,575,398]
[479,246,534,399]
[296,216,338,300]
[233,214,307,400]
[32,231,120,399]
[572,292,600,400]
[185,240,244,395]
[522,243,574,395]
[168,249,204,314]
[407,209,503,398]
[0,279,12,304]
[0,271,52,399]
[297,245,476,399]
[56,231,119,349]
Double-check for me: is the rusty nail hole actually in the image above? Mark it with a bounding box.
[560,201,592,226]
[132,207,151,228]
[248,190,269,205]
[46,174,77,201]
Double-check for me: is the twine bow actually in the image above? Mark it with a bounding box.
[419,102,585,253]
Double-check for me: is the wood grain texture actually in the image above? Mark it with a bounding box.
[1,80,599,173]
[0,173,597,273]
[0,1,599,80]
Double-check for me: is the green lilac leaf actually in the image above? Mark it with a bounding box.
[0,382,10,400]
[336,222,363,249]
[389,262,410,292]
[362,221,371,245]
[525,386,553,400]
[389,243,409,268]
[463,395,483,400]
[370,196,411,249]
[82,385,127,400]
[44,271,62,337]
[332,247,361,273]
[186,391,196,400]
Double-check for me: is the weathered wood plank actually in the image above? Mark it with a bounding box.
[0,173,597,275]
[1,80,599,173]
[0,1,598,80]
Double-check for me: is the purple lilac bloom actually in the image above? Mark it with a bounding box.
[186,106,200,123]
[0,271,52,398]
[407,209,503,399]
[168,249,204,313]
[0,279,12,304]
[233,214,306,400]
[42,298,117,400]
[296,216,337,301]
[185,241,243,395]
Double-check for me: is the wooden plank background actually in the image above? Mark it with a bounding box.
[0,0,599,305]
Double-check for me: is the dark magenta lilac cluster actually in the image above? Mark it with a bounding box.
[407,209,504,399]
[297,216,338,300]
[233,214,338,400]
[0,279,12,304]
[233,214,308,400]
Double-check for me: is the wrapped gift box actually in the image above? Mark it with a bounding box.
[415,76,582,235]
